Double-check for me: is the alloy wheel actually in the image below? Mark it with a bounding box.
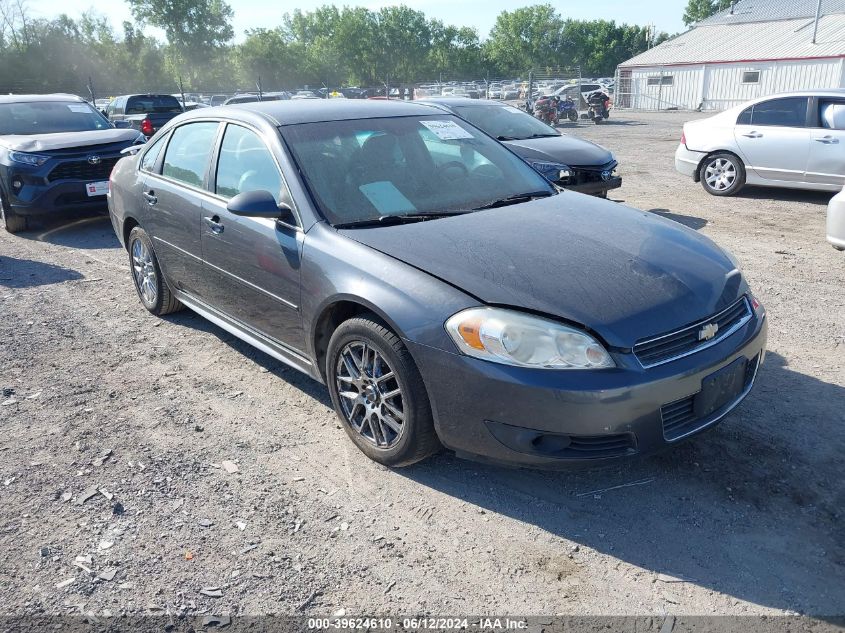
[704,158,737,191]
[335,341,405,449]
[131,238,158,305]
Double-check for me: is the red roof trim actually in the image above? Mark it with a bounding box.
[621,54,845,68]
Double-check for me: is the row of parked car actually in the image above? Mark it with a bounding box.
[0,91,624,233]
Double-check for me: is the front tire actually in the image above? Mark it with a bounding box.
[326,315,439,467]
[127,226,183,316]
[0,192,26,233]
[699,152,746,196]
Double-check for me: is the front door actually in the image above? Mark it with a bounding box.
[734,96,810,183]
[199,123,304,351]
[142,121,220,297]
[805,98,845,188]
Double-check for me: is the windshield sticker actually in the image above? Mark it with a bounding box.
[359,181,417,215]
[67,105,91,113]
[420,120,474,140]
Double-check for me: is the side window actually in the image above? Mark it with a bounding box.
[215,125,283,201]
[749,97,808,127]
[737,106,752,125]
[114,97,125,116]
[820,101,845,130]
[161,122,219,188]
[140,134,167,173]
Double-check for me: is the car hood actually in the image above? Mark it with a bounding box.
[0,129,140,153]
[340,195,744,348]
[504,136,613,167]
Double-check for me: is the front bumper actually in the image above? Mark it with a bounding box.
[566,175,622,196]
[408,310,767,468]
[7,179,110,216]
[826,189,845,250]
[675,144,706,180]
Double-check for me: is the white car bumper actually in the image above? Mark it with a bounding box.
[675,144,706,179]
[827,188,845,251]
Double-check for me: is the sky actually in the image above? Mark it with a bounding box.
[31,0,688,41]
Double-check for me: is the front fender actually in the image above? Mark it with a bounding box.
[300,223,477,363]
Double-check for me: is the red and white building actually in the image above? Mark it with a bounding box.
[615,0,845,110]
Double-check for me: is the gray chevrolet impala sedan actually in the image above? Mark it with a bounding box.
[108,100,767,468]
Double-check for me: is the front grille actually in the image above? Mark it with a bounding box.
[634,297,752,368]
[661,354,760,441]
[564,160,617,186]
[564,433,637,458]
[47,156,120,183]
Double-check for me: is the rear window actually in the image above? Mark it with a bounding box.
[0,101,110,135]
[738,97,808,128]
[820,101,845,130]
[162,122,219,187]
[126,95,183,115]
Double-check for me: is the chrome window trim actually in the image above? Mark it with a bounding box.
[634,296,754,369]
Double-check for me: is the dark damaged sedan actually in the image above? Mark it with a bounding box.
[107,101,767,468]
[421,98,621,197]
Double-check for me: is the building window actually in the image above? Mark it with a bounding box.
[742,71,761,84]
[647,75,674,87]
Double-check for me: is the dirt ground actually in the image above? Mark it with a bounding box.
[0,111,843,622]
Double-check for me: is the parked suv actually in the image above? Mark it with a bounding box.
[0,94,143,233]
[106,94,184,138]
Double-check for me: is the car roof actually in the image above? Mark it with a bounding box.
[212,99,443,125]
[0,93,85,104]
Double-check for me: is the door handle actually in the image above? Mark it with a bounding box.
[142,190,157,205]
[203,215,224,234]
[742,132,762,139]
[813,136,839,144]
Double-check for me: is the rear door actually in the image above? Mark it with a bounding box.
[734,96,811,183]
[805,97,845,188]
[142,120,220,298]
[199,123,304,350]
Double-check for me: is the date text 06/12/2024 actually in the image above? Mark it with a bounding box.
[307,617,530,630]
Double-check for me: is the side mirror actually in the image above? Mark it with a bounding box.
[113,120,131,129]
[227,190,295,224]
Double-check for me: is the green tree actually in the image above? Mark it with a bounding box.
[485,4,564,75]
[126,0,234,85]
[682,0,733,27]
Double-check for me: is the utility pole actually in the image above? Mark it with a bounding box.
[178,76,186,110]
[87,76,95,106]
[812,0,822,43]
[256,76,263,101]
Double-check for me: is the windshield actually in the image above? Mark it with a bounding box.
[0,101,111,135]
[126,95,183,115]
[452,104,558,141]
[280,114,554,226]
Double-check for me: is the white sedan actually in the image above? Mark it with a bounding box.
[828,188,845,251]
[676,90,845,196]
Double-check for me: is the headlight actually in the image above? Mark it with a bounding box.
[8,151,50,166]
[445,307,615,369]
[528,160,570,182]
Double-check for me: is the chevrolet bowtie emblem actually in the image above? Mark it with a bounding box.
[698,323,719,341]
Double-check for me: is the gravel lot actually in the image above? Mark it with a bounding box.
[1,111,843,623]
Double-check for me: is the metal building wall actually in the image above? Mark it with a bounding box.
[617,57,845,111]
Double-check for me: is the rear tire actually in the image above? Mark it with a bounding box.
[326,314,440,467]
[0,192,26,233]
[127,226,183,316]
[699,152,746,196]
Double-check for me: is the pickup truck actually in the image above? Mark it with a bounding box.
[105,94,184,138]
